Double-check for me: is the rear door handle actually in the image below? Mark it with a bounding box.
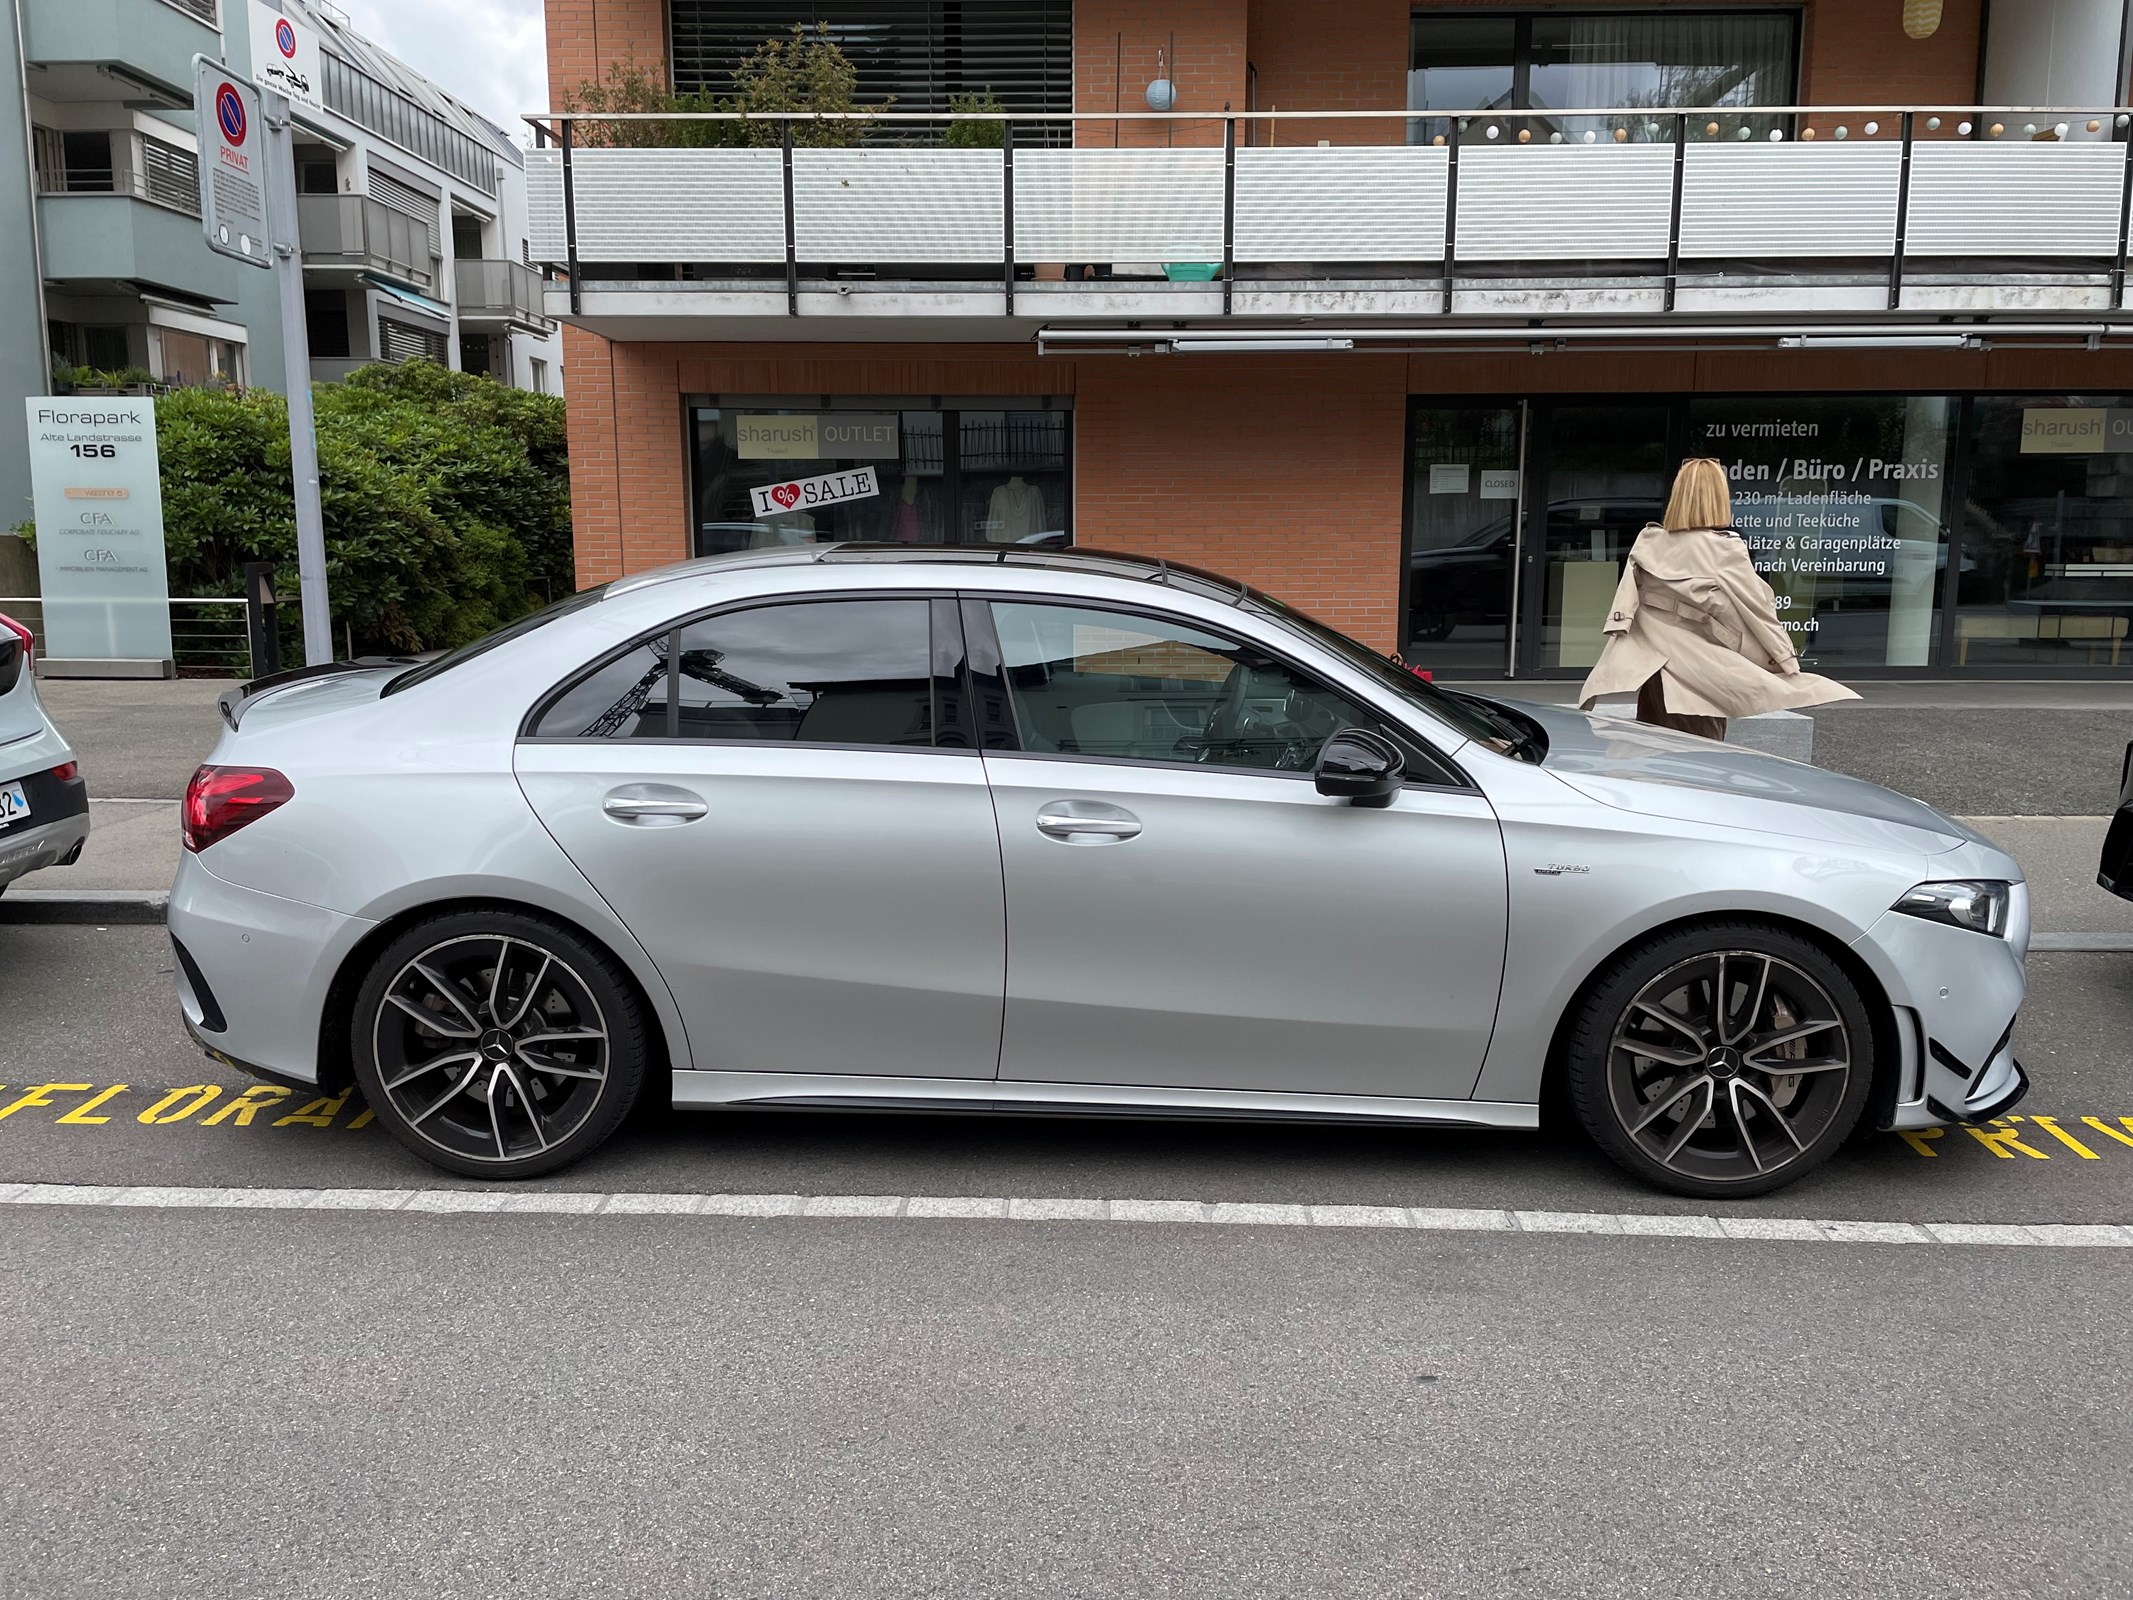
[603,784,708,824]
[1035,801,1142,843]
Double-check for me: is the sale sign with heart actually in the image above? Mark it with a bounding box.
[748,465,880,518]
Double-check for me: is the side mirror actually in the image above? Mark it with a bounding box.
[1314,728,1405,808]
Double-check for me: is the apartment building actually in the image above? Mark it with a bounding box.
[0,0,563,523]
[539,0,2133,679]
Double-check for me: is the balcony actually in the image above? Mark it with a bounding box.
[37,188,231,304]
[22,0,220,105]
[455,258,555,333]
[297,195,441,294]
[525,105,2133,346]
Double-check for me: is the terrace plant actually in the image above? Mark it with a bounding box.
[563,25,880,150]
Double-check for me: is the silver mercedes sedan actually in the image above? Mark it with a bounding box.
[169,546,2028,1198]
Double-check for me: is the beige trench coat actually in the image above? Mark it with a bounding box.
[1577,523,1860,719]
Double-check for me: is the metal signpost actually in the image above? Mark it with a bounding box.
[192,3,333,668]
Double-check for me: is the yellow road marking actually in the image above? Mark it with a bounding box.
[2027,1115,2101,1159]
[54,1085,130,1125]
[137,1085,222,1124]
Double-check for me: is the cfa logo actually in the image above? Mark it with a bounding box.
[215,82,246,145]
[275,17,297,57]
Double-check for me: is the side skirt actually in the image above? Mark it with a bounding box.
[670,1070,1540,1131]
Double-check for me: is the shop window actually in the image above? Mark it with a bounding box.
[689,403,1069,556]
[1409,10,1797,145]
[1687,397,1953,672]
[1957,399,2133,672]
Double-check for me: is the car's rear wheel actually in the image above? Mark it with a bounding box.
[1566,923,1875,1198]
[351,910,647,1180]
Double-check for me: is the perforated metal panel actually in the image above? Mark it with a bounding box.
[1456,145,1674,261]
[569,148,788,264]
[1679,142,1899,259]
[1012,149,1224,263]
[794,149,1003,262]
[1233,146,1448,263]
[1906,142,2126,256]
[526,151,564,263]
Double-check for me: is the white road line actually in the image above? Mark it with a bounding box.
[1,1181,2128,1246]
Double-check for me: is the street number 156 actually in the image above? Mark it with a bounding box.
[68,443,116,459]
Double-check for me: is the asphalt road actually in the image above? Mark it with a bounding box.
[2,925,2130,1597]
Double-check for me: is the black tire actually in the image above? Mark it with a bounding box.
[351,908,648,1180]
[1566,921,1876,1199]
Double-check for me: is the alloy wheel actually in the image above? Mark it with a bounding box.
[1605,950,1853,1185]
[369,934,611,1165]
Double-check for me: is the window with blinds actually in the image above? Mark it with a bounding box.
[367,169,441,256]
[141,138,199,214]
[670,1,1071,138]
[378,317,449,363]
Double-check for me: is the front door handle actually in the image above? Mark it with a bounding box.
[603,784,708,825]
[1035,801,1142,844]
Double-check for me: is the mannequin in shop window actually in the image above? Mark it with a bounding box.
[1579,457,1857,739]
[882,473,937,543]
[986,475,1046,543]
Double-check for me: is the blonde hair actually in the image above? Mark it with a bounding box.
[1663,457,1732,533]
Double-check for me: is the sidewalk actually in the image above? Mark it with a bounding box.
[4,676,2128,945]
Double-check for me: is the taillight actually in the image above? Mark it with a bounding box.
[51,761,78,783]
[182,765,294,852]
[0,613,31,667]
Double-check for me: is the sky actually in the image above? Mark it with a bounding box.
[332,0,549,140]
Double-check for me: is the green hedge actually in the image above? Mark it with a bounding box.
[158,361,573,655]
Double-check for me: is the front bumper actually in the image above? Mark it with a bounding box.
[1855,901,2029,1131]
[168,851,374,1086]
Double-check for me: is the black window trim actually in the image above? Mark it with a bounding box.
[964,591,1476,791]
[516,588,975,756]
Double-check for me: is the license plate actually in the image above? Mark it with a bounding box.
[0,781,28,826]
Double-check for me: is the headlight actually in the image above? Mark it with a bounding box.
[1892,880,2011,937]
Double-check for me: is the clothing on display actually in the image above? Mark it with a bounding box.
[985,475,1047,543]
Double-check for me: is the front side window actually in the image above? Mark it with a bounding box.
[990,602,1387,774]
[533,599,937,747]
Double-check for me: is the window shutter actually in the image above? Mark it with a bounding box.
[669,1,1072,138]
[367,169,441,256]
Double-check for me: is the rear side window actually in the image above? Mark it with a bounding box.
[532,599,936,748]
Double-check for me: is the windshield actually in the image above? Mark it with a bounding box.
[1246,591,1543,761]
[381,586,609,697]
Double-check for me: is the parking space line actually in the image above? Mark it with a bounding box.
[1,1181,2128,1246]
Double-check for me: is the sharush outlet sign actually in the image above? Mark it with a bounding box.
[748,466,880,517]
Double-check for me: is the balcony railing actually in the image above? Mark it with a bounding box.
[455,258,554,328]
[524,104,2133,331]
[297,194,440,292]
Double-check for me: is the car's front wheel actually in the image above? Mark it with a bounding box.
[351,910,647,1180]
[1566,923,1876,1198]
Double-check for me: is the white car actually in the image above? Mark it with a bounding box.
[169,547,2029,1197]
[0,613,88,895]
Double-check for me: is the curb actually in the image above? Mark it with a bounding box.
[0,890,169,925]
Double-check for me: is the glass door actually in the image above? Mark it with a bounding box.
[1405,404,1524,673]
[1531,404,1674,672]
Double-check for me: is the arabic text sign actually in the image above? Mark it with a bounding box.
[247,0,321,113]
[749,466,880,518]
[193,59,271,269]
[25,398,173,663]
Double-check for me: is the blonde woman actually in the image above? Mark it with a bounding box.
[1579,458,1857,739]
